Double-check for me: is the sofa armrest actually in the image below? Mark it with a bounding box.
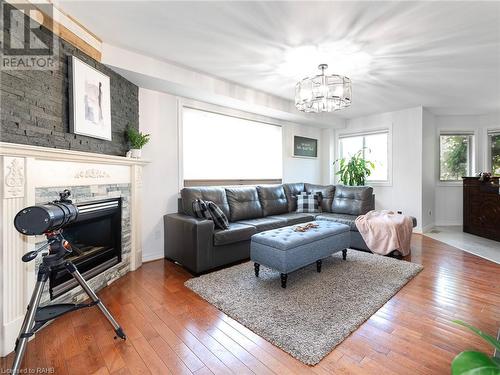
[164,213,215,274]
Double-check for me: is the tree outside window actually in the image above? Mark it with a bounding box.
[439,134,473,181]
[489,132,500,176]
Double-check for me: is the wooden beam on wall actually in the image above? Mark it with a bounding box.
[6,0,102,61]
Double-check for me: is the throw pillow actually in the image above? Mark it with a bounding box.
[206,201,230,230]
[296,192,320,213]
[192,199,212,220]
[192,199,230,229]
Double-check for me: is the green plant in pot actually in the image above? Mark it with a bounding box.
[334,149,374,186]
[126,127,150,159]
[451,320,500,375]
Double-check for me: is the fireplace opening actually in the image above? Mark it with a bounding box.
[49,197,122,299]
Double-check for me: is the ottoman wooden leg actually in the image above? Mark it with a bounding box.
[316,259,322,273]
[280,273,288,288]
[254,263,260,277]
[342,249,347,260]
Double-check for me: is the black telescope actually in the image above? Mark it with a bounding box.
[10,189,126,374]
[14,189,78,235]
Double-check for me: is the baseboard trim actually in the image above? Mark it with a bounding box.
[434,222,462,227]
[422,223,435,233]
[1,316,24,357]
[142,251,164,263]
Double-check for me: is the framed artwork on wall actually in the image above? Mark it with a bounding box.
[293,135,318,158]
[69,55,112,141]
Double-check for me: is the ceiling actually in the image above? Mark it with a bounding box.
[57,1,500,119]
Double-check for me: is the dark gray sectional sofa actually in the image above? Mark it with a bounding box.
[164,183,417,274]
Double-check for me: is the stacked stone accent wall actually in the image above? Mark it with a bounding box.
[0,14,139,156]
[35,184,131,304]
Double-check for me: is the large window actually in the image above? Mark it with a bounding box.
[439,133,474,181]
[182,107,282,185]
[488,130,500,176]
[338,131,389,182]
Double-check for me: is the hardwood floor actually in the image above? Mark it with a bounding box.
[1,234,499,374]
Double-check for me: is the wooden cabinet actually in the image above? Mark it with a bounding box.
[463,177,500,242]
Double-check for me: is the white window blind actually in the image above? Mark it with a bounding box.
[182,107,283,181]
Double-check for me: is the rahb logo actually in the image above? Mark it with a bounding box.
[1,2,58,70]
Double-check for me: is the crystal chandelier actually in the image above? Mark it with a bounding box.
[295,64,352,113]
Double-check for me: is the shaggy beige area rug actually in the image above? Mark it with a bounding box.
[185,250,423,365]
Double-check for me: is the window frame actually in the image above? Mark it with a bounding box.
[487,129,500,176]
[438,131,475,183]
[178,100,285,188]
[336,128,392,186]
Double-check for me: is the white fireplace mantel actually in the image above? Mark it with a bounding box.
[0,142,148,356]
[0,142,150,166]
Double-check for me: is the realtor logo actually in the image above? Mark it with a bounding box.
[1,2,58,70]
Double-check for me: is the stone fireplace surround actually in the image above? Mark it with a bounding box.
[0,142,147,356]
[34,184,131,305]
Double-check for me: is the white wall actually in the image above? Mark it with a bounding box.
[336,107,424,232]
[139,89,179,262]
[282,123,324,184]
[422,109,436,231]
[139,86,499,260]
[321,128,336,185]
[139,90,330,261]
[337,108,500,230]
[434,113,500,225]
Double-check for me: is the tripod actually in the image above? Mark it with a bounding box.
[11,230,126,374]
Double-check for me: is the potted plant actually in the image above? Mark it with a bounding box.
[451,320,500,375]
[333,149,375,186]
[126,126,150,158]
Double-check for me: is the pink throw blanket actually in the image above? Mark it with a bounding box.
[355,210,413,256]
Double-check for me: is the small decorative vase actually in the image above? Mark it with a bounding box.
[130,149,141,158]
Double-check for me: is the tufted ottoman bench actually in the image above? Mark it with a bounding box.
[250,221,350,288]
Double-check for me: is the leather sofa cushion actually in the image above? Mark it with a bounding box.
[214,223,257,246]
[226,187,263,221]
[236,216,287,232]
[257,185,288,216]
[181,187,230,218]
[268,212,315,225]
[283,182,305,212]
[305,183,335,213]
[316,213,359,231]
[332,185,373,215]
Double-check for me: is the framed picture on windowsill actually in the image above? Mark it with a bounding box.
[69,56,112,141]
[293,136,318,158]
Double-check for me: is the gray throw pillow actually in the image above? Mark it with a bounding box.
[296,192,320,213]
[192,199,229,229]
[206,201,230,230]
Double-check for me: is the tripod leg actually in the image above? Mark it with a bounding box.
[12,270,48,374]
[66,262,126,340]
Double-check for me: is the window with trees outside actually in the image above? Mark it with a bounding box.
[439,133,474,181]
[489,130,500,176]
[338,131,389,182]
[182,107,283,186]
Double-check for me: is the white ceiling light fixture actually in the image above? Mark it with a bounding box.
[295,64,352,113]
